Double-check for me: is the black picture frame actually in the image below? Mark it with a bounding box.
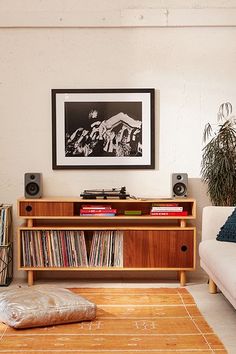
[52,88,155,169]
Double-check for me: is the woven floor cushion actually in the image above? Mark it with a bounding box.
[0,285,96,329]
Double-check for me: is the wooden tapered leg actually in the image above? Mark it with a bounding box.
[27,219,33,227]
[180,271,186,286]
[209,278,217,293]
[28,270,34,286]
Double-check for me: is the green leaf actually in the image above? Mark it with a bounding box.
[201,103,236,206]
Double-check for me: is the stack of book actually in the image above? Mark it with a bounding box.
[80,204,117,217]
[150,203,188,216]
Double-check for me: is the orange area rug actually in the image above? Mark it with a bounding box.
[0,288,226,353]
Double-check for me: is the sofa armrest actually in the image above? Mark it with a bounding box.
[202,206,235,241]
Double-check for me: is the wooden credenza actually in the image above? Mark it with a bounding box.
[17,197,196,286]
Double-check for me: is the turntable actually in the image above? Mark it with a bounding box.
[80,186,130,199]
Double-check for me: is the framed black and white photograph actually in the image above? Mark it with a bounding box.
[52,88,155,169]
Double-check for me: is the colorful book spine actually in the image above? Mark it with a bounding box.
[151,203,179,207]
[80,213,116,217]
[80,209,117,214]
[124,210,142,216]
[151,207,183,212]
[81,204,112,209]
[150,211,188,216]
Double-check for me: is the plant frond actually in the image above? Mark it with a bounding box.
[203,123,213,143]
[201,104,236,206]
[218,102,233,121]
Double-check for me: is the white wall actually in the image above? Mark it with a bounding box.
[0,1,235,280]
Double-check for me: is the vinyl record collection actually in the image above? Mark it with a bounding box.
[0,204,13,286]
[21,230,88,267]
[89,231,123,267]
[20,230,123,268]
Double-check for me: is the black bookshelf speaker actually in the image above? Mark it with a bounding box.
[24,173,42,198]
[171,173,188,198]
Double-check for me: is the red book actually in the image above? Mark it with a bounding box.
[80,208,117,214]
[150,211,188,216]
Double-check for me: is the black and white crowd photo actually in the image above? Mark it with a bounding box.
[64,101,143,158]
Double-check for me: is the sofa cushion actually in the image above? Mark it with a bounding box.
[216,208,236,242]
[199,239,236,299]
[0,285,96,329]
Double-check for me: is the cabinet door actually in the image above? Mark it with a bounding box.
[19,202,74,217]
[123,230,195,269]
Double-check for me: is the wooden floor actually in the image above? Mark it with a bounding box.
[0,287,226,353]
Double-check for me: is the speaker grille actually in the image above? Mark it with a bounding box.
[173,182,187,197]
[25,182,40,196]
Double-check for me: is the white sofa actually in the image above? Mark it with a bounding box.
[199,206,236,309]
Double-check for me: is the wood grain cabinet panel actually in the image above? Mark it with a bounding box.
[19,202,74,217]
[123,230,194,268]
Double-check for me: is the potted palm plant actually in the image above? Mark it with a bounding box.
[201,102,236,206]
